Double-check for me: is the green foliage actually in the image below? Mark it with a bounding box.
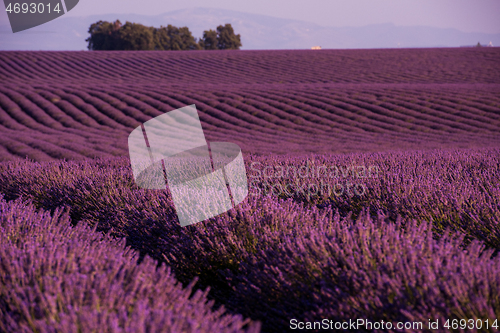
[118,22,155,50]
[87,21,201,51]
[200,24,242,50]
[152,25,201,51]
[86,20,123,50]
[86,21,242,51]
[151,26,169,50]
[216,24,242,50]
[200,29,218,50]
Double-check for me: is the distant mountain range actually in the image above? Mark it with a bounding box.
[1,7,499,50]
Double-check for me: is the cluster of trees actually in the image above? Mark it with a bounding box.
[86,20,242,51]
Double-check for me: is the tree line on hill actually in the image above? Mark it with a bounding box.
[86,20,242,51]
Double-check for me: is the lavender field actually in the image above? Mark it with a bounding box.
[1,48,500,332]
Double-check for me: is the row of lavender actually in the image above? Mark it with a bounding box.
[1,48,499,85]
[1,84,499,161]
[0,195,260,332]
[2,84,498,135]
[1,148,499,331]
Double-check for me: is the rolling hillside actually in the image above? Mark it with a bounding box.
[0,48,499,161]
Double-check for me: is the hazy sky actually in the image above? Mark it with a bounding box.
[1,0,499,33]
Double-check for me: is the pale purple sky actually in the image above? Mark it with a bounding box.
[1,0,499,33]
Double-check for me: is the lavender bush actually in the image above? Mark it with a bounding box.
[0,195,260,333]
[225,212,500,332]
[0,148,499,332]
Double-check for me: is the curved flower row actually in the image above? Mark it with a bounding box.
[0,149,499,332]
[0,195,260,333]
